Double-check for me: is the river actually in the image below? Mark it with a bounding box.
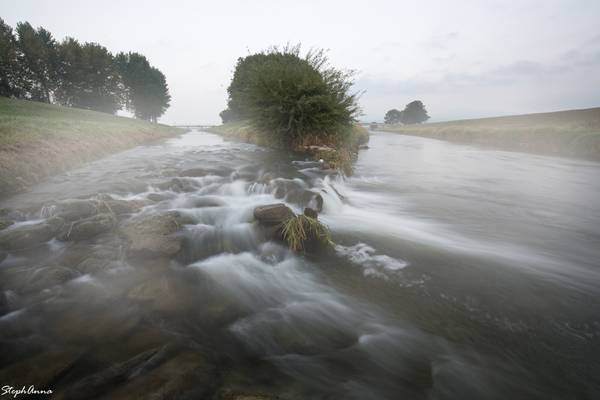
[0,129,599,399]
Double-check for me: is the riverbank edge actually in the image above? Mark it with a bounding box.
[0,98,184,199]
[205,121,369,173]
[375,107,600,161]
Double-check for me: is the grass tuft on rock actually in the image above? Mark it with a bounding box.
[280,214,332,252]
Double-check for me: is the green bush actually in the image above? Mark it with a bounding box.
[223,45,360,147]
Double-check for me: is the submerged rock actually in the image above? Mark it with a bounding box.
[120,211,185,258]
[179,167,209,177]
[0,218,64,250]
[61,346,163,400]
[76,257,112,274]
[156,178,197,193]
[2,264,79,293]
[58,213,116,242]
[0,348,82,389]
[0,251,6,264]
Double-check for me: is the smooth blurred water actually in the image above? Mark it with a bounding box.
[1,129,599,399]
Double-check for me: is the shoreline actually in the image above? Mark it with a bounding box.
[0,98,183,199]
[376,107,600,161]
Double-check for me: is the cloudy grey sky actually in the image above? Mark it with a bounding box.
[4,0,600,123]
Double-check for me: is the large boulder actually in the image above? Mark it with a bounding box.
[0,217,64,251]
[253,203,295,243]
[58,213,116,242]
[47,199,99,221]
[120,211,185,258]
[26,265,79,293]
[253,204,294,226]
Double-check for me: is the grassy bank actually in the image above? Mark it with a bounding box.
[206,120,369,173]
[0,97,182,197]
[377,107,600,161]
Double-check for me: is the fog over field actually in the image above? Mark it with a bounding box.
[3,0,600,124]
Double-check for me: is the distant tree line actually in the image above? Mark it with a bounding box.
[220,45,360,147]
[0,18,170,121]
[385,100,430,124]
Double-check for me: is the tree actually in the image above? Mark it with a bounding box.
[0,18,26,97]
[219,108,235,123]
[400,100,430,124]
[15,22,58,102]
[225,45,360,146]
[384,109,403,124]
[116,52,171,122]
[55,39,124,114]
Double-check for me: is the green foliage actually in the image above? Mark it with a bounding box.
[115,52,171,122]
[219,108,235,123]
[281,214,332,252]
[0,18,27,98]
[384,109,402,124]
[224,45,360,147]
[55,39,124,114]
[15,22,58,102]
[0,19,170,119]
[400,100,430,124]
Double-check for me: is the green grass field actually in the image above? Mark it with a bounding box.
[0,97,181,197]
[378,107,600,161]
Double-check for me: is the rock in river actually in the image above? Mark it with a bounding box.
[0,218,64,251]
[47,199,99,221]
[58,213,116,242]
[253,204,295,226]
[120,211,185,258]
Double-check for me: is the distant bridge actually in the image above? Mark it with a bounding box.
[174,125,216,129]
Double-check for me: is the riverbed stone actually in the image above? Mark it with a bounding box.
[286,190,323,212]
[253,204,294,226]
[0,347,82,389]
[303,207,318,219]
[76,257,112,274]
[98,198,147,216]
[19,265,79,293]
[49,199,100,221]
[85,349,216,400]
[0,219,64,250]
[120,211,185,258]
[156,178,197,193]
[0,251,7,264]
[179,167,209,177]
[146,192,173,202]
[58,213,116,242]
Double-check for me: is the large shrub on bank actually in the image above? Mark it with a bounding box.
[223,46,360,147]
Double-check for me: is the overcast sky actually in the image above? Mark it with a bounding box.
[4,0,600,124]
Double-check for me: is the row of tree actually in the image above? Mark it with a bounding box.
[384,100,430,124]
[0,19,170,121]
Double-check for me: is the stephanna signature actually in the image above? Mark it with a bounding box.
[1,386,53,398]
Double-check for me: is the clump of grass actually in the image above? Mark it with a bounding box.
[280,214,332,252]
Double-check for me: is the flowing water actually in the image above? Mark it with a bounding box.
[1,129,599,399]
